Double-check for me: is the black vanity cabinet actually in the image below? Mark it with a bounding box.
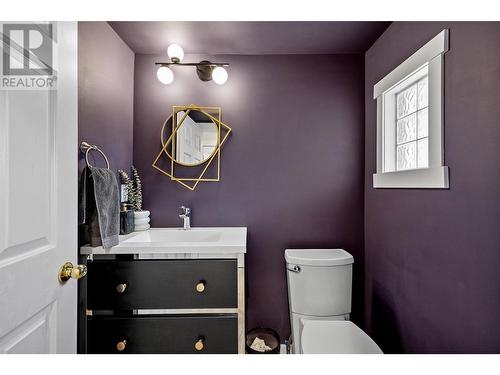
[87,259,237,310]
[80,255,245,354]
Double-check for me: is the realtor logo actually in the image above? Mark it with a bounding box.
[1,23,56,89]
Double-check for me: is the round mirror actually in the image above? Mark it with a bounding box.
[167,110,218,166]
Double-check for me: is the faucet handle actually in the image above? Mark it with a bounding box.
[180,206,191,215]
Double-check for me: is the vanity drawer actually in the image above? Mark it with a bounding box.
[87,259,237,310]
[87,315,238,354]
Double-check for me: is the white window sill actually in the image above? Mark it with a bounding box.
[373,166,449,189]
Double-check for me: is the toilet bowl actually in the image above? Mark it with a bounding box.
[285,249,382,354]
[300,320,382,354]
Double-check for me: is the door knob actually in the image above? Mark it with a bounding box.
[58,262,87,282]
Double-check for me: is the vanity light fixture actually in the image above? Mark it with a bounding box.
[156,44,229,85]
[211,66,228,85]
[167,43,184,63]
[156,66,174,85]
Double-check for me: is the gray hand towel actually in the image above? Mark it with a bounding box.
[79,166,120,249]
[78,166,90,226]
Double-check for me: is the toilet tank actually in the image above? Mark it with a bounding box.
[285,249,353,317]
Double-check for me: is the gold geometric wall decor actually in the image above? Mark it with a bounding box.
[152,104,232,191]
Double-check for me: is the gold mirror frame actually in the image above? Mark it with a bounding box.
[162,108,219,167]
[152,104,232,191]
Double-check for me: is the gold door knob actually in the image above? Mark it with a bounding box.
[58,262,87,283]
[194,338,204,351]
[116,340,127,352]
[196,281,206,293]
[116,283,128,293]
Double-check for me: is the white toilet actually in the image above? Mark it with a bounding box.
[285,249,382,354]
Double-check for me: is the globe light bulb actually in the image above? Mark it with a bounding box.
[157,66,174,85]
[212,66,228,85]
[167,43,184,63]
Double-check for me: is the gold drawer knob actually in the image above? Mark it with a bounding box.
[194,338,204,351]
[116,283,127,293]
[116,340,127,352]
[196,281,206,293]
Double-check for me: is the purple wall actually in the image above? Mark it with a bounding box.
[78,22,135,173]
[133,54,366,339]
[365,22,500,353]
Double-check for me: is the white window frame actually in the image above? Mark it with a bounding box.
[373,29,449,188]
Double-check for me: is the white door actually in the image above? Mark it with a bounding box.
[0,22,78,353]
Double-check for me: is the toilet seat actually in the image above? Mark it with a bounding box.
[300,320,383,354]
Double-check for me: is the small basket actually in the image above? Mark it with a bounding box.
[245,327,281,354]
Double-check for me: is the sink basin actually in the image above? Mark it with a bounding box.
[81,227,247,255]
[124,229,223,244]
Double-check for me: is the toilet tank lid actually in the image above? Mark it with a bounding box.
[285,249,353,266]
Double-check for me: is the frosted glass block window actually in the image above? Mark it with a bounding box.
[417,138,429,168]
[418,77,428,109]
[395,75,429,171]
[417,108,428,138]
[373,29,449,188]
[396,113,416,144]
[397,85,417,118]
[397,142,416,170]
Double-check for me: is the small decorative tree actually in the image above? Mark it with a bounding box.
[118,166,144,212]
[119,166,149,230]
[131,165,143,211]
[118,169,134,206]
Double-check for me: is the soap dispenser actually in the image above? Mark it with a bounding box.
[120,203,135,235]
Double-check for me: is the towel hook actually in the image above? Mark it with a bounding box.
[80,141,110,169]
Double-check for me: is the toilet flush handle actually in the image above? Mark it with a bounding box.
[287,264,301,273]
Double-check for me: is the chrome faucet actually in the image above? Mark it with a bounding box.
[179,206,191,230]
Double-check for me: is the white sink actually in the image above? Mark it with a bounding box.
[123,228,224,244]
[80,227,247,254]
